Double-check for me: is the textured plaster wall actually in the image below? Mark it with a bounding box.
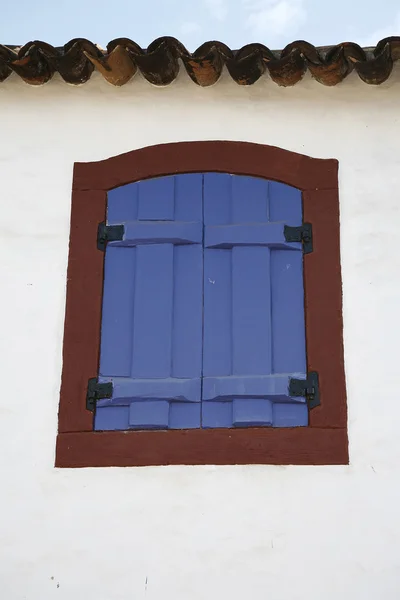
[0,66,400,600]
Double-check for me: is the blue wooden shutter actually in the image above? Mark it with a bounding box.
[94,174,203,430]
[202,174,308,428]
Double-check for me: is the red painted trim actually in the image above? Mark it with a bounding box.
[58,190,106,433]
[304,189,347,429]
[56,428,348,467]
[57,141,348,466]
[72,141,338,192]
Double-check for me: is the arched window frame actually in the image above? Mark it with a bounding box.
[56,141,348,467]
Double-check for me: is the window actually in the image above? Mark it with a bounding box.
[56,141,348,467]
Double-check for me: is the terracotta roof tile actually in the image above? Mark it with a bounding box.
[1,36,400,87]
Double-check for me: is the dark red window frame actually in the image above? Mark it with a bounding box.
[56,141,348,467]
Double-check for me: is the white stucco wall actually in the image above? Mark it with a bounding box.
[1,66,400,600]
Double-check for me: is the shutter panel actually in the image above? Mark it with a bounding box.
[94,174,203,430]
[202,174,308,428]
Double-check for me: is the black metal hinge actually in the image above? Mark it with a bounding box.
[289,371,320,409]
[86,377,113,412]
[284,223,313,254]
[97,222,124,251]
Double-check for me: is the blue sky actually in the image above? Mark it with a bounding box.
[1,0,399,49]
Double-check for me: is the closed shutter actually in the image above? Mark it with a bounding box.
[202,174,308,428]
[94,175,203,430]
[93,173,309,430]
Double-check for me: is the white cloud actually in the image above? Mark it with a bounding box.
[356,10,400,47]
[180,21,202,36]
[204,0,228,22]
[243,0,307,37]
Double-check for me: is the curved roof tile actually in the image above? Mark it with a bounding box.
[1,36,400,87]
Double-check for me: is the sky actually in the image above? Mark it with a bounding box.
[1,0,399,50]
